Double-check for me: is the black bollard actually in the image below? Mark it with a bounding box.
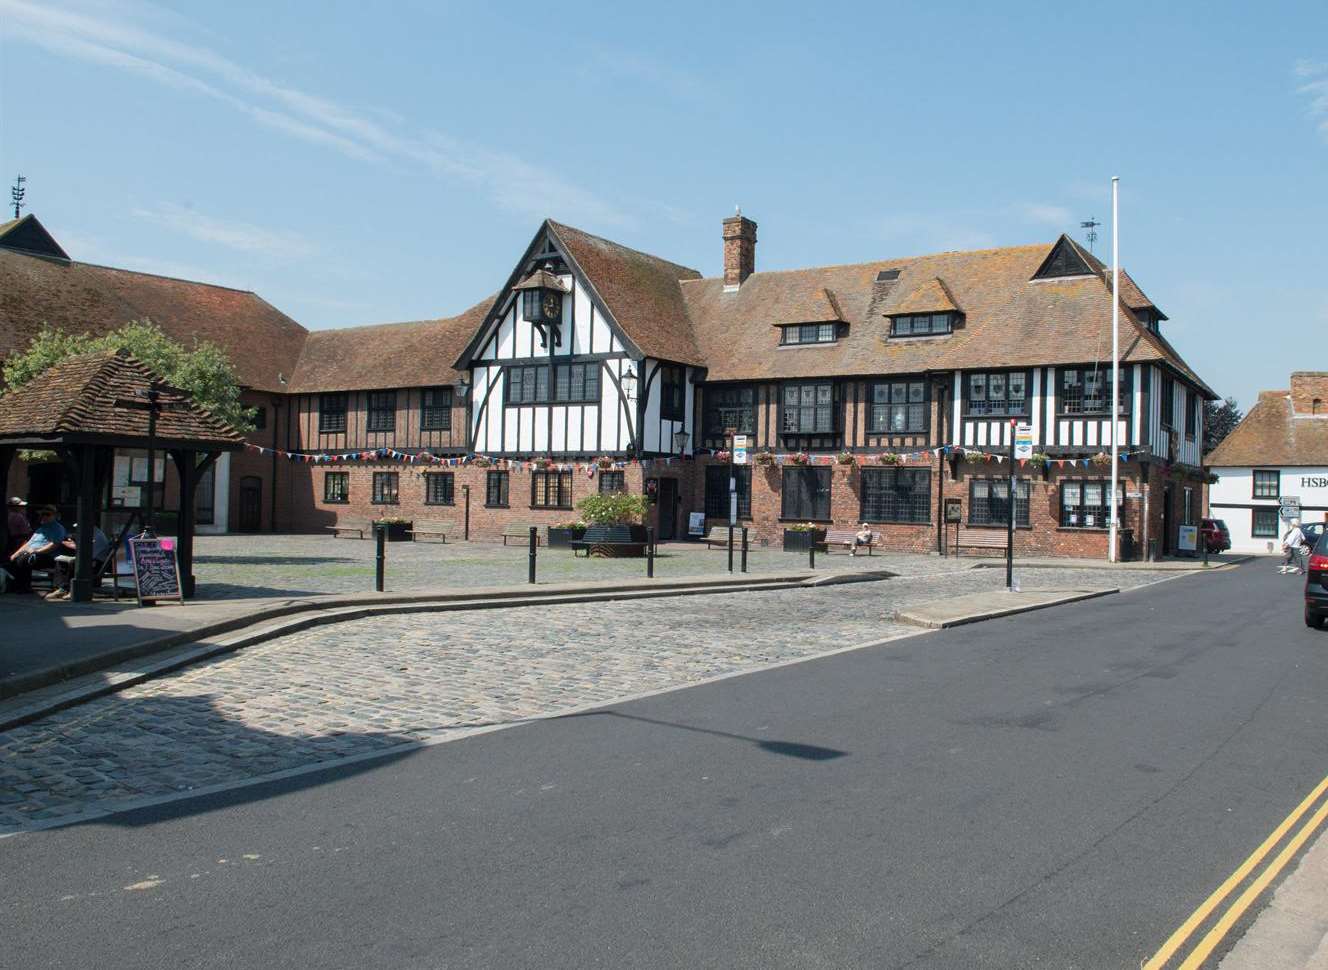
[727,524,734,574]
[647,527,655,578]
[528,526,538,584]
[741,527,749,573]
[808,540,815,570]
[375,524,386,592]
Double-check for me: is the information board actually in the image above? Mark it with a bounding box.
[688,512,707,537]
[128,536,183,605]
[733,434,749,466]
[1177,525,1198,552]
[1014,423,1034,460]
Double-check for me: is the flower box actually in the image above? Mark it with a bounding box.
[374,520,412,542]
[782,527,827,552]
[547,525,586,548]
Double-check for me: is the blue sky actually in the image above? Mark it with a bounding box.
[1,0,1324,410]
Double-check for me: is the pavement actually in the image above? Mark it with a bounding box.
[893,586,1118,628]
[1220,829,1328,969]
[1,559,1322,968]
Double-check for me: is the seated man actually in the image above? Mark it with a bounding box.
[851,522,874,557]
[47,522,112,601]
[6,497,30,556]
[4,506,67,594]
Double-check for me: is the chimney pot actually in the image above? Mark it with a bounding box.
[722,213,757,289]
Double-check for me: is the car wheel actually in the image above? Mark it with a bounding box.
[1307,609,1326,630]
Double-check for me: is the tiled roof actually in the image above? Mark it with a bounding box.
[287,296,493,393]
[548,221,704,366]
[0,249,306,392]
[0,348,243,448]
[890,276,961,315]
[680,241,1213,393]
[1206,390,1328,467]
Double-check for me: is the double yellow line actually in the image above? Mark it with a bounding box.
[1143,773,1328,969]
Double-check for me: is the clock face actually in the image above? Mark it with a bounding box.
[542,292,560,321]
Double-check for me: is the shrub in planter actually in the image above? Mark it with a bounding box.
[470,455,492,468]
[877,452,901,466]
[373,517,412,541]
[547,521,587,547]
[788,451,811,466]
[836,450,856,466]
[782,521,827,552]
[576,492,650,526]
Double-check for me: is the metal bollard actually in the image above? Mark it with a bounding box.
[647,527,655,578]
[741,527,749,573]
[375,524,386,592]
[727,524,735,574]
[808,540,815,570]
[528,526,537,584]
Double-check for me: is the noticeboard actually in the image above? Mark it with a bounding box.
[128,536,183,605]
[944,498,963,523]
[688,512,707,537]
[1014,423,1034,460]
[1177,525,1198,552]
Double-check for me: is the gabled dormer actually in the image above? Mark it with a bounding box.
[1031,234,1094,281]
[886,276,961,337]
[774,287,847,346]
[0,214,69,261]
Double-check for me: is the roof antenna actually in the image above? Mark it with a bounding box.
[1080,217,1101,253]
[735,204,741,217]
[11,174,26,219]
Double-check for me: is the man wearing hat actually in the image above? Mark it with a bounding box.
[6,497,30,556]
[4,505,66,594]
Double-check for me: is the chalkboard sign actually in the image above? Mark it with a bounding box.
[128,535,183,605]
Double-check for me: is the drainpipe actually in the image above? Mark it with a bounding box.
[270,393,281,532]
[935,376,947,555]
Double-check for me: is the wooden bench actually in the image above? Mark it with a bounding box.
[502,523,543,546]
[407,519,455,543]
[954,527,1010,555]
[327,519,371,539]
[702,526,739,549]
[825,529,878,555]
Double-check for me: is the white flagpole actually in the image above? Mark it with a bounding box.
[1109,176,1120,563]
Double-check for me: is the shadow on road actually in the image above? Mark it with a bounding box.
[558,709,848,761]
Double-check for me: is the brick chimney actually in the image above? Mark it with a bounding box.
[1290,372,1328,416]
[722,210,757,290]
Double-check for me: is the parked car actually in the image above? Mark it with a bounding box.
[1301,522,1324,547]
[1199,518,1231,553]
[1306,533,1328,629]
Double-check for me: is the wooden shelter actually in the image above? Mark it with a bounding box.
[0,349,243,601]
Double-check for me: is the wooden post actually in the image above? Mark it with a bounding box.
[70,447,96,603]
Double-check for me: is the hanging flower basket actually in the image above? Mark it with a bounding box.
[788,452,811,466]
[712,449,732,462]
[836,450,856,466]
[754,450,776,466]
[877,452,901,466]
[470,456,492,468]
[595,456,615,470]
[1091,452,1112,468]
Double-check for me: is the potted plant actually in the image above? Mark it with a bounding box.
[575,492,652,547]
[782,520,827,552]
[754,450,776,466]
[373,516,412,542]
[1029,451,1051,478]
[1091,452,1112,468]
[470,455,492,468]
[836,450,856,466]
[788,451,811,466]
[712,449,732,462]
[547,520,586,547]
[877,452,901,466]
[595,456,615,470]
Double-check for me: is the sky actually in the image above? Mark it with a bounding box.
[1,0,1325,412]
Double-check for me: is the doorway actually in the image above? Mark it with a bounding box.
[239,476,262,532]
[655,477,678,540]
[1161,485,1173,556]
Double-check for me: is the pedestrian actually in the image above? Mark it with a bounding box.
[1280,518,1307,574]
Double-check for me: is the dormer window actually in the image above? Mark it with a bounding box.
[779,323,840,345]
[891,312,954,337]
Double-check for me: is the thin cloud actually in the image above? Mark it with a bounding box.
[1296,59,1328,138]
[132,204,315,259]
[1019,203,1072,227]
[0,0,631,225]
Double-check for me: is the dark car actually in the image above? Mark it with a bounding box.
[1306,533,1328,629]
[1199,518,1231,553]
[1302,522,1325,547]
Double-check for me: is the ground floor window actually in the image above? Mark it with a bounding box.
[371,472,399,505]
[324,471,349,504]
[705,465,752,519]
[1252,506,1279,538]
[486,471,509,508]
[860,467,931,524]
[781,467,832,521]
[1059,479,1122,529]
[598,471,626,494]
[969,477,1030,527]
[531,470,573,509]
[424,472,454,505]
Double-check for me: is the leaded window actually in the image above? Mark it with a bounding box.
[860,468,931,523]
[1060,479,1123,529]
[1252,469,1280,499]
[1186,390,1199,437]
[485,470,509,507]
[659,365,686,420]
[868,380,927,433]
[506,364,599,404]
[318,393,347,433]
[531,470,572,509]
[781,382,836,434]
[506,365,548,404]
[1060,367,1129,416]
[890,313,952,337]
[367,391,397,432]
[968,477,1030,527]
[324,472,349,504]
[779,323,839,345]
[704,386,756,436]
[424,472,454,505]
[421,387,453,430]
[966,371,1028,417]
[554,363,601,403]
[371,472,399,505]
[1252,507,1279,538]
[781,467,832,521]
[705,465,751,520]
[1160,374,1175,427]
[598,471,626,494]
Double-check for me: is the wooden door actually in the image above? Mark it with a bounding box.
[239,476,262,532]
[656,478,678,540]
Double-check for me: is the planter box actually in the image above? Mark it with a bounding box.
[577,523,649,557]
[782,528,827,552]
[547,527,585,548]
[375,521,412,542]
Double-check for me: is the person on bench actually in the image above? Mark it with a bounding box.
[45,522,112,601]
[7,497,31,556]
[4,505,66,594]
[852,522,873,557]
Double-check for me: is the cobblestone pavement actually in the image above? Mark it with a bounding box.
[0,567,1179,832]
[191,533,965,599]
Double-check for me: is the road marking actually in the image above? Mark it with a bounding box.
[1143,773,1328,969]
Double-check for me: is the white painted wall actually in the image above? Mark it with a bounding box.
[1209,465,1328,554]
[198,451,230,534]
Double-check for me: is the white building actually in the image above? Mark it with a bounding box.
[1206,373,1328,554]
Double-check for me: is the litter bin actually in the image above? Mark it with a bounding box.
[1118,528,1136,562]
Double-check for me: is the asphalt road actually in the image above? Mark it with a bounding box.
[3,560,1326,969]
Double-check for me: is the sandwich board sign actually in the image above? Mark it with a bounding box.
[1014,423,1034,461]
[128,535,183,606]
